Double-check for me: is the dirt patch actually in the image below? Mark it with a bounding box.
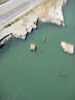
[25,0,57,19]
[21,16,29,26]
[0,0,9,5]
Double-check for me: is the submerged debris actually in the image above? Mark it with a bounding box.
[58,72,67,78]
[32,38,34,40]
[39,40,41,43]
[36,53,39,56]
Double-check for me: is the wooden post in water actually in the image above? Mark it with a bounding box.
[43,36,46,43]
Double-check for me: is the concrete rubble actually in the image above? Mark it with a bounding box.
[61,41,74,54]
[0,15,38,46]
[0,33,13,48]
[30,43,36,51]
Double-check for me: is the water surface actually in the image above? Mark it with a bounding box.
[0,0,75,100]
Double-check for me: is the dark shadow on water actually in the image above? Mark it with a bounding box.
[0,44,5,49]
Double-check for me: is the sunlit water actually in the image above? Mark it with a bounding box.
[0,0,75,100]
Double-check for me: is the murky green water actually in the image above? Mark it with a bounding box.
[0,0,75,100]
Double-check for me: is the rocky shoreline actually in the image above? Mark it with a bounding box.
[39,0,67,26]
[0,0,67,48]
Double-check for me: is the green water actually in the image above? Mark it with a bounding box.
[0,0,75,100]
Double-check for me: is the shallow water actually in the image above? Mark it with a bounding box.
[0,0,75,100]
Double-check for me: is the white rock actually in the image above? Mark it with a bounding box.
[48,0,67,26]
